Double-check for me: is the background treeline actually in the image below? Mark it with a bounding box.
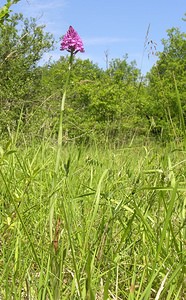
[0,12,186,145]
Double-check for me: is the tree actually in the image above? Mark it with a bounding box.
[0,0,20,25]
[0,13,54,134]
[146,26,186,139]
[106,55,140,85]
[40,55,145,144]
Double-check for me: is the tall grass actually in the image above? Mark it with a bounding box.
[0,136,185,299]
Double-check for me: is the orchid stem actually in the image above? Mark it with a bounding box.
[55,53,73,174]
[49,53,73,243]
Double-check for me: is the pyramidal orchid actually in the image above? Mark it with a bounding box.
[56,26,84,160]
[49,26,84,247]
[60,25,84,54]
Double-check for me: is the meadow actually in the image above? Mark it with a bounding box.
[0,135,185,299]
[0,4,185,299]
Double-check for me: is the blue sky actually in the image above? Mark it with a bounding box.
[11,0,185,74]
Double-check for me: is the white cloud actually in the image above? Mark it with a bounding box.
[25,0,67,10]
[14,0,68,37]
[83,37,137,46]
[14,0,67,22]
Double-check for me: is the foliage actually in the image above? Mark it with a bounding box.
[0,9,186,144]
[0,13,54,134]
[107,54,140,84]
[37,56,146,144]
[0,0,20,25]
[146,27,186,140]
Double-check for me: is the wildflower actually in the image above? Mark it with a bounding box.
[60,25,85,54]
[50,25,84,245]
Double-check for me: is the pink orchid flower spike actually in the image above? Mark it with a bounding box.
[60,26,85,54]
